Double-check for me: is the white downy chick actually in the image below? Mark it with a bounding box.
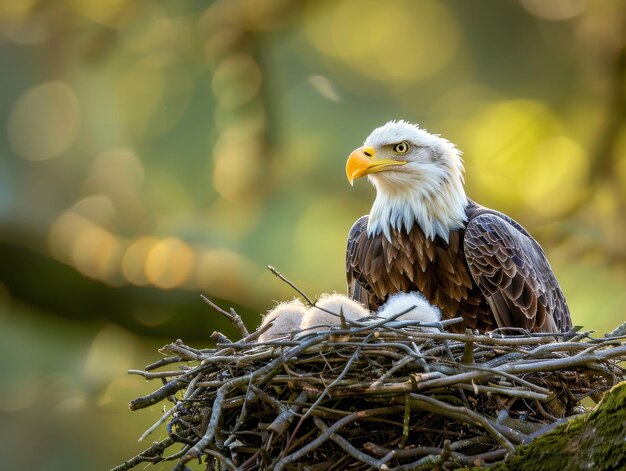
[377,291,441,330]
[257,299,307,342]
[298,293,371,336]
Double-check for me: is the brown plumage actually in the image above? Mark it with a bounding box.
[345,121,572,334]
[347,200,571,333]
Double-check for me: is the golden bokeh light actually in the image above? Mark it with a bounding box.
[49,211,93,263]
[463,99,580,216]
[48,196,150,286]
[88,148,145,190]
[144,237,195,289]
[121,237,160,286]
[70,225,122,282]
[84,148,147,224]
[521,136,589,216]
[70,195,117,228]
[48,202,124,284]
[8,82,81,161]
[305,0,459,84]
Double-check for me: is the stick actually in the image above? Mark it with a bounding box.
[314,417,384,468]
[274,407,405,471]
[267,265,314,305]
[200,294,249,338]
[110,436,175,471]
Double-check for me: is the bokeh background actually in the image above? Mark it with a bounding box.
[1,0,625,469]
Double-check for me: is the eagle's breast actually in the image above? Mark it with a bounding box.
[349,216,495,332]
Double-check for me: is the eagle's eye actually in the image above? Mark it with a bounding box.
[392,141,410,155]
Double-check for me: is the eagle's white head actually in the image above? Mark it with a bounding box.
[346,120,468,241]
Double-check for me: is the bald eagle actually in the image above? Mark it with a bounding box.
[345,121,572,333]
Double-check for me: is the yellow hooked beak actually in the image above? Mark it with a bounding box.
[346,146,407,186]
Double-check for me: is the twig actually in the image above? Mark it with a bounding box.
[204,449,237,470]
[200,294,249,338]
[145,356,182,371]
[129,378,188,411]
[274,407,404,471]
[116,313,626,471]
[110,436,175,471]
[364,442,443,459]
[400,392,411,448]
[300,332,374,421]
[407,393,516,453]
[177,332,336,466]
[241,319,274,342]
[268,391,309,436]
[314,417,384,468]
[267,265,314,305]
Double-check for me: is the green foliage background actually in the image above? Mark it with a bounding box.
[0,0,624,469]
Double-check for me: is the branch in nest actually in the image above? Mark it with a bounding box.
[114,270,626,471]
[200,294,249,338]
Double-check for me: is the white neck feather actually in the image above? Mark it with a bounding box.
[367,167,468,242]
[360,120,469,243]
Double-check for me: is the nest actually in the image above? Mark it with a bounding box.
[114,284,626,471]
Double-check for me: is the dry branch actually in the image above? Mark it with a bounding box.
[114,292,626,471]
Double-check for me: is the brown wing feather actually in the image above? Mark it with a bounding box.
[346,216,373,308]
[346,211,494,331]
[464,213,571,333]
